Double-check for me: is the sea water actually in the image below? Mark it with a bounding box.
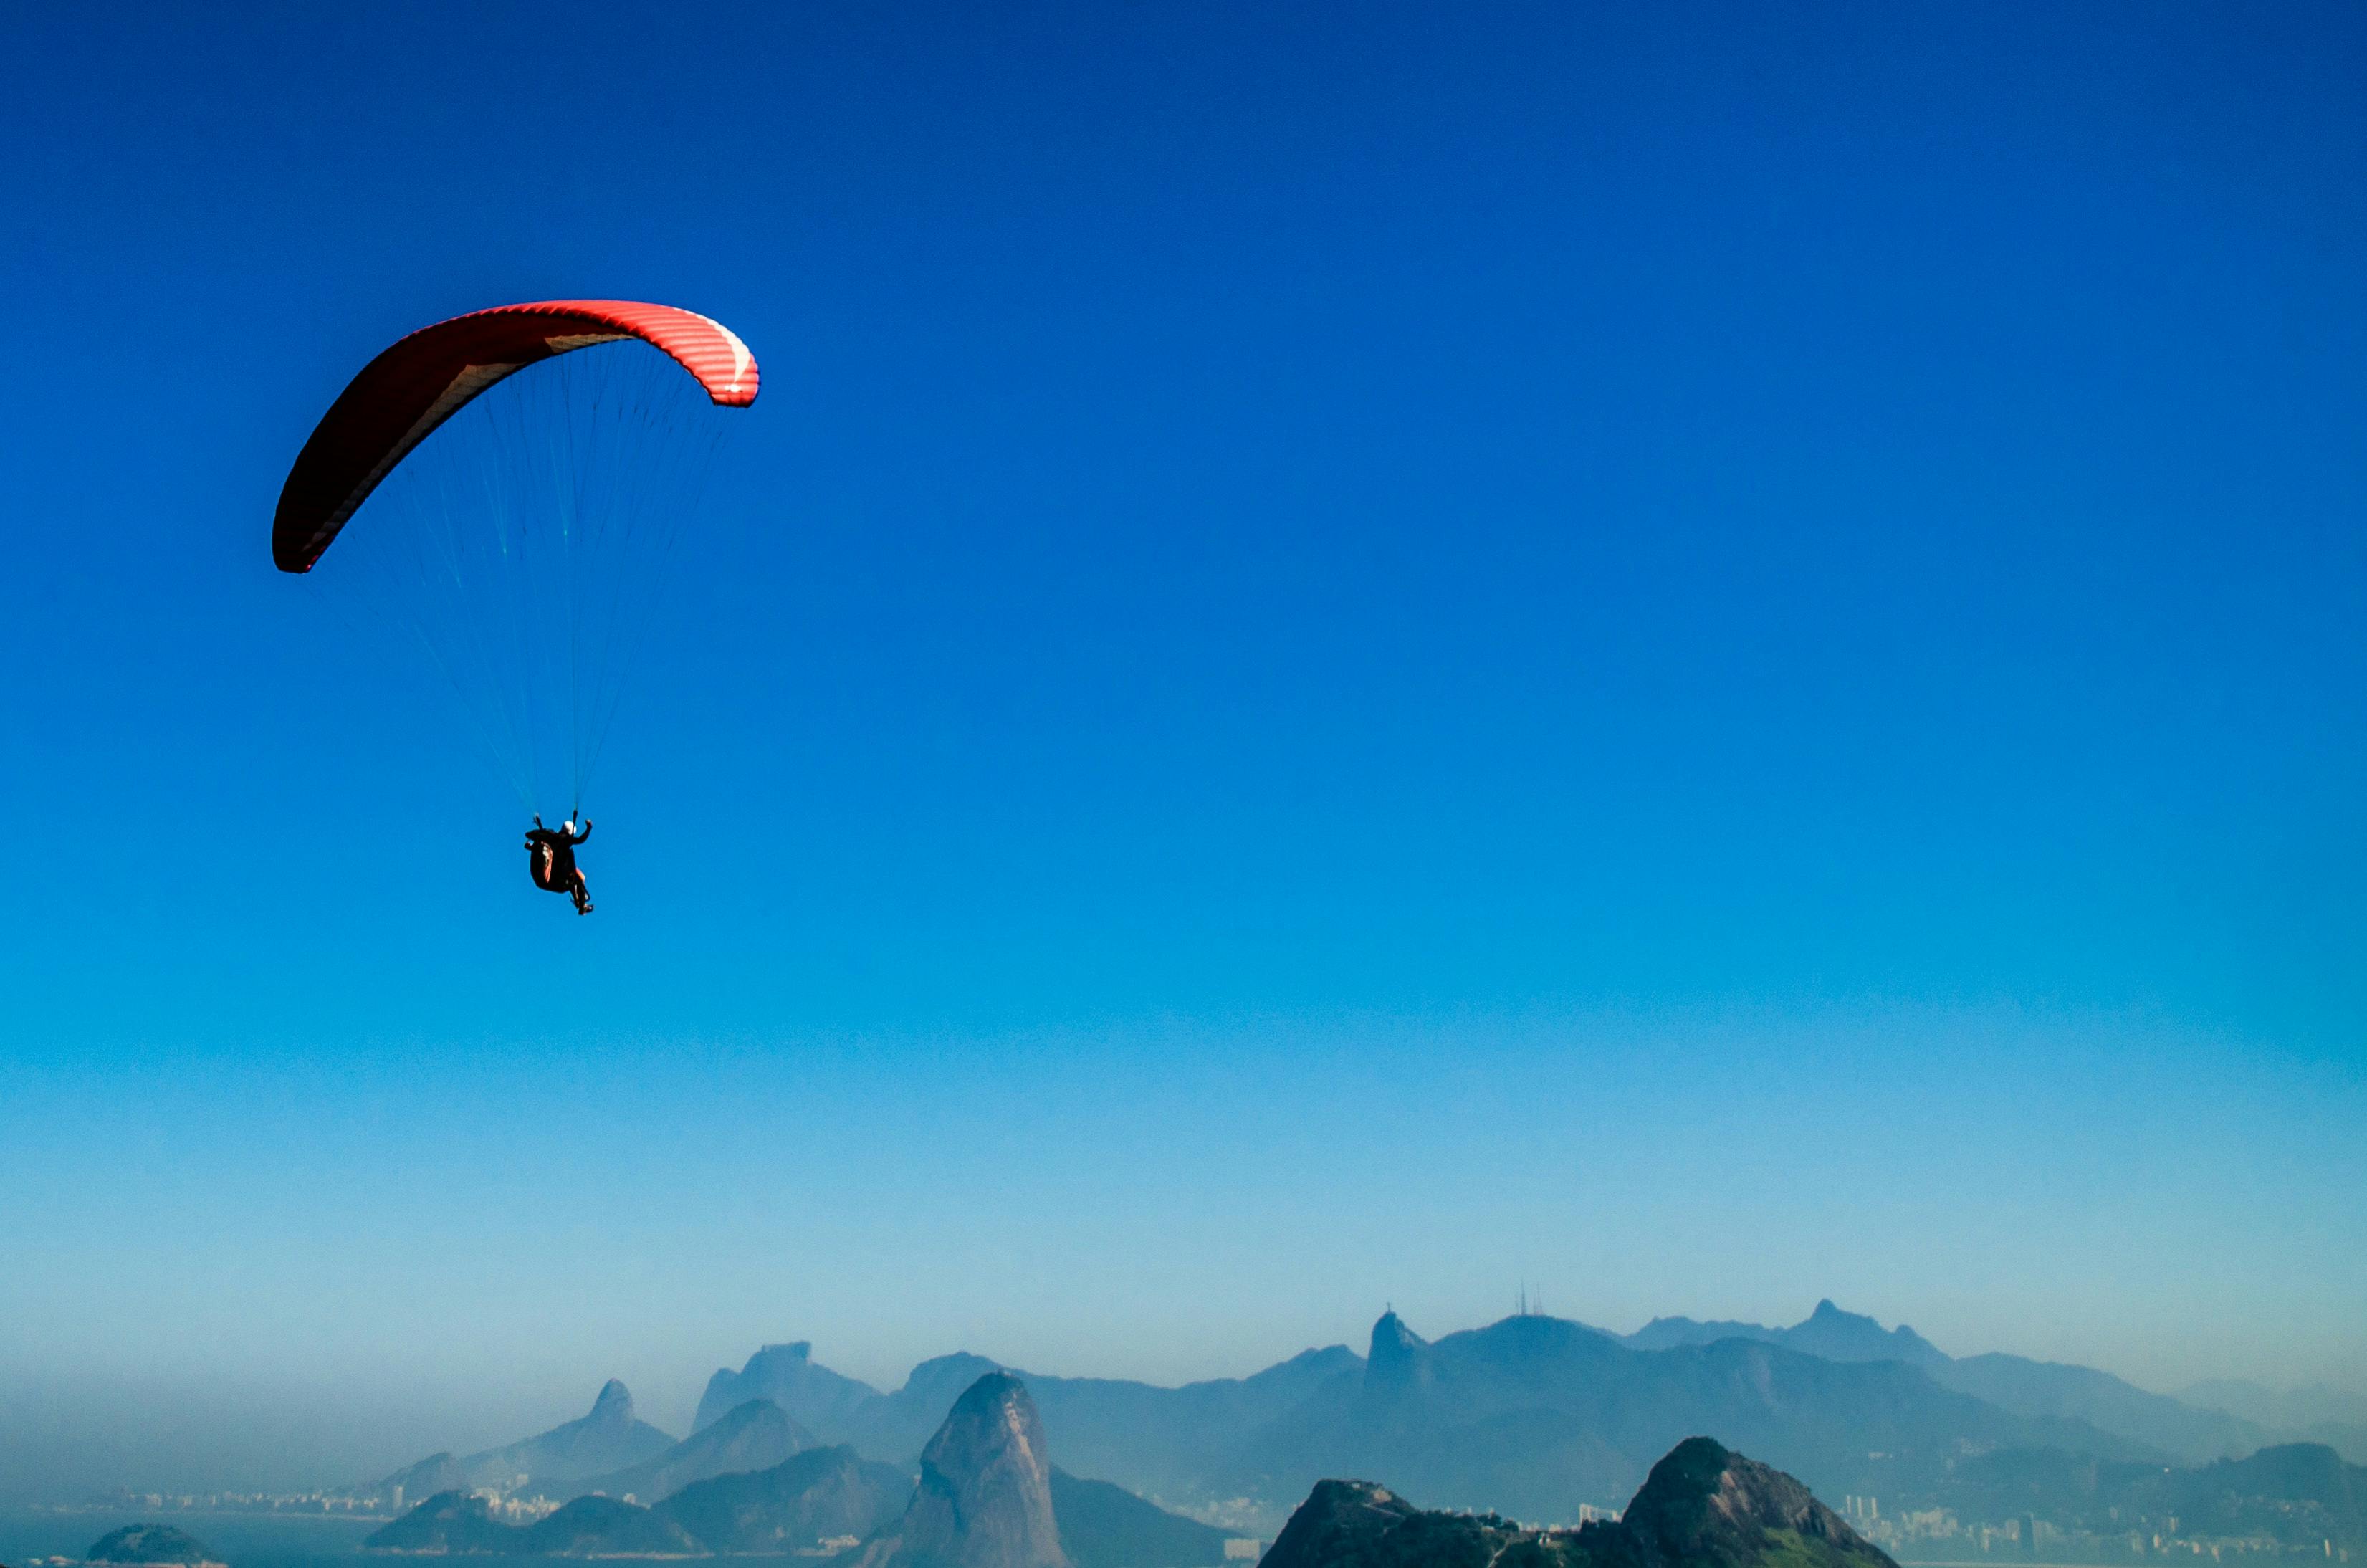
[0,1511,380,1568]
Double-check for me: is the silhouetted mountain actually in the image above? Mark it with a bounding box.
[702,1336,1360,1498]
[1048,1469,1229,1568]
[656,1443,912,1554]
[1624,1302,1948,1371]
[364,1380,678,1497]
[1016,1348,1365,1504]
[1624,1303,2260,1465]
[2180,1380,2367,1433]
[573,1398,816,1502]
[517,1496,703,1557]
[365,1493,517,1554]
[696,1343,886,1435]
[1260,1438,1894,1568]
[2161,1444,2365,1547]
[708,1309,2251,1528]
[1936,1353,2262,1462]
[853,1373,1066,1568]
[489,1380,679,1485]
[1220,1311,2161,1526]
[1609,1437,1895,1568]
[1258,1480,1589,1568]
[2179,1381,2367,1465]
[84,1528,221,1567]
[371,1453,469,1504]
[368,1447,909,1561]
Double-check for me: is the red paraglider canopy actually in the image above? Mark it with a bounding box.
[274,300,758,573]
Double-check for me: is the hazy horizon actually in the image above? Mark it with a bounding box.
[7,1000,2363,1501]
[9,1256,2364,1504]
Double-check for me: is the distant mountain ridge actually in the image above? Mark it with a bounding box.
[697,1310,2170,1529]
[697,1338,1364,1493]
[363,1299,2350,1531]
[574,1398,816,1503]
[658,1445,912,1555]
[367,1375,1226,1568]
[2177,1380,2367,1466]
[1625,1301,1951,1369]
[702,1298,2310,1509]
[1048,1469,1228,1568]
[363,1380,676,1498]
[365,1443,910,1559]
[1226,1309,2168,1524]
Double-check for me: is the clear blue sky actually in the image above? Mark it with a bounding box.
[1,1,2363,1497]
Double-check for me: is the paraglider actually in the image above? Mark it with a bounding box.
[524,815,594,914]
[274,300,758,914]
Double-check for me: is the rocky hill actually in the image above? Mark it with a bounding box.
[361,1402,1221,1565]
[572,1398,816,1502]
[517,1497,702,1557]
[363,1380,677,1498]
[1605,1437,1892,1568]
[2179,1382,2367,1466]
[365,1492,520,1554]
[656,1444,912,1554]
[694,1342,884,1434]
[853,1373,1068,1568]
[1048,1468,1228,1568]
[1259,1438,1894,1568]
[83,1528,222,1568]
[1259,1480,1590,1568]
[696,1339,1362,1488]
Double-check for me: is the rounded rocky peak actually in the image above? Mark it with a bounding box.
[1365,1311,1433,1390]
[1369,1311,1425,1356]
[85,1526,220,1567]
[590,1378,635,1420]
[954,1369,1027,1411]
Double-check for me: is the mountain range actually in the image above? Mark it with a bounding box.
[368,1375,1230,1568]
[691,1301,2334,1509]
[2176,1379,2367,1464]
[1619,1301,2267,1463]
[681,1306,2227,1525]
[360,1301,2359,1532]
[369,1380,676,1499]
[578,1397,817,1502]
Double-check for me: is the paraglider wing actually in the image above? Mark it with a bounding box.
[273,300,757,573]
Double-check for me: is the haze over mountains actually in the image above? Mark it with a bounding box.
[364,1368,1913,1568]
[349,1300,2361,1536]
[371,1380,675,1500]
[656,1301,2358,1528]
[367,1375,1228,1568]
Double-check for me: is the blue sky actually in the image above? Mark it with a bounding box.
[1,0,2363,1496]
